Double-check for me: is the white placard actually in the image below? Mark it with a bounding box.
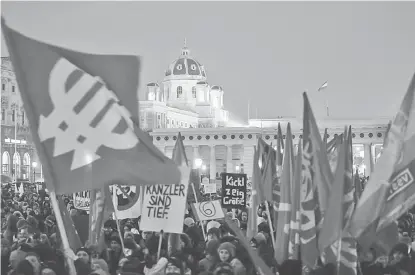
[204,184,216,194]
[140,166,190,234]
[192,200,224,221]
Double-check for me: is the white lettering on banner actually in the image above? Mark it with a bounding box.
[140,166,190,234]
[38,58,139,170]
[387,168,414,201]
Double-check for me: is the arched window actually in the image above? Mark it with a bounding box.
[23,153,31,180]
[13,152,21,178]
[2,151,10,174]
[192,86,196,98]
[177,86,183,98]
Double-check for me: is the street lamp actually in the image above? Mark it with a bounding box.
[32,161,37,183]
[194,158,203,169]
[235,165,240,173]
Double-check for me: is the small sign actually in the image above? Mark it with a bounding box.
[192,200,224,221]
[221,173,247,209]
[73,191,90,210]
[204,184,217,194]
[201,176,209,185]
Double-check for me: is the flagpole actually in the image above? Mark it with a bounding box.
[14,102,18,181]
[1,17,77,275]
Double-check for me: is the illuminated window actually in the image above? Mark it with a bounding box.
[12,110,15,122]
[1,83,5,91]
[192,86,196,98]
[177,86,182,98]
[12,86,15,93]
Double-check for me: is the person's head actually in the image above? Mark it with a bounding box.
[217,242,235,263]
[25,252,42,274]
[359,248,376,263]
[240,211,248,222]
[212,262,234,275]
[15,259,36,275]
[141,231,152,241]
[75,247,91,265]
[41,267,57,275]
[207,228,220,242]
[110,236,122,252]
[205,239,220,260]
[184,217,195,228]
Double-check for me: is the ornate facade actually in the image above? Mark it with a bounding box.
[0,41,389,185]
[139,40,229,130]
[1,57,42,182]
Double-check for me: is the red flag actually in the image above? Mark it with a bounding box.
[275,124,295,264]
[247,147,262,239]
[302,93,333,214]
[89,186,114,252]
[349,74,415,243]
[300,93,322,268]
[57,196,82,251]
[322,128,358,275]
[289,139,302,260]
[319,127,347,252]
[1,18,180,195]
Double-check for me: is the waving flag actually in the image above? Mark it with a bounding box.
[318,81,328,92]
[275,123,295,264]
[302,93,333,214]
[289,139,302,260]
[1,18,181,194]
[301,93,325,268]
[349,74,415,244]
[321,128,358,275]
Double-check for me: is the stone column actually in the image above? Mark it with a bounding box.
[210,145,216,182]
[243,145,255,179]
[364,143,372,177]
[226,145,233,173]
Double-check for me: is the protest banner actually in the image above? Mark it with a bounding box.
[221,173,247,209]
[191,200,224,221]
[73,191,91,210]
[140,166,190,234]
[112,185,142,220]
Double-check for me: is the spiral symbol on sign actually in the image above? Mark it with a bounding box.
[199,201,216,218]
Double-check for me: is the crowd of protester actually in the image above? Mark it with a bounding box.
[1,179,415,275]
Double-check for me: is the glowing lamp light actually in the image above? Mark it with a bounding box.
[32,161,38,168]
[235,165,240,173]
[194,158,203,169]
[361,164,366,170]
[201,164,207,171]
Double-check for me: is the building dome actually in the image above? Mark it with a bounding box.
[147,82,159,87]
[164,39,207,81]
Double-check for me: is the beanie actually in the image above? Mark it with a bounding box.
[206,239,220,255]
[217,242,236,259]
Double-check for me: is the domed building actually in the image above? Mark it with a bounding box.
[139,40,229,130]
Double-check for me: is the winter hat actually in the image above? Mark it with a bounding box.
[390,242,410,256]
[206,221,221,232]
[110,235,122,245]
[17,219,29,230]
[206,239,220,255]
[217,242,236,258]
[76,247,91,257]
[184,217,195,227]
[91,258,109,273]
[207,227,221,240]
[13,211,23,219]
[26,215,38,229]
[9,249,28,269]
[257,221,270,234]
[253,232,267,244]
[212,262,235,275]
